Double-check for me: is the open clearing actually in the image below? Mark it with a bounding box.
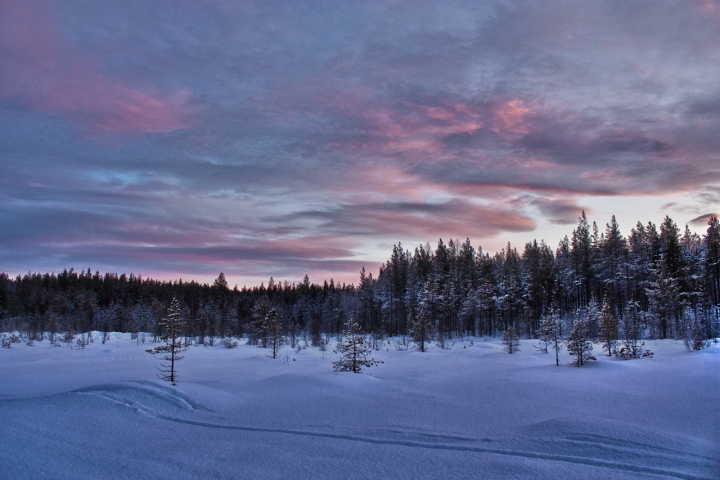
[1,335,718,479]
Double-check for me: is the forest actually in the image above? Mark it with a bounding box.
[1,212,719,349]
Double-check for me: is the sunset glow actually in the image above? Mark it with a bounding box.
[1,0,719,286]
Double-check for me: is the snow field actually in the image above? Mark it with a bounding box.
[0,334,718,479]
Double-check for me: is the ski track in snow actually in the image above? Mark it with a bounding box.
[2,337,717,479]
[151,415,711,480]
[74,383,715,480]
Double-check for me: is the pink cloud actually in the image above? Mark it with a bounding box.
[491,98,532,134]
[0,0,191,132]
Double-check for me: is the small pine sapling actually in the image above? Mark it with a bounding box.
[502,326,520,354]
[683,306,711,352]
[598,296,618,357]
[566,319,596,367]
[146,298,188,384]
[221,331,238,349]
[262,309,285,359]
[409,311,434,352]
[613,301,653,359]
[333,319,381,373]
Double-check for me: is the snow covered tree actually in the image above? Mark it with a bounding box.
[333,319,381,373]
[146,298,187,384]
[409,311,434,352]
[45,312,59,345]
[614,300,653,359]
[703,215,720,306]
[262,309,284,359]
[646,260,680,339]
[583,298,601,341]
[536,309,563,365]
[683,306,711,352]
[249,296,273,346]
[598,295,618,356]
[566,318,595,366]
[502,326,520,354]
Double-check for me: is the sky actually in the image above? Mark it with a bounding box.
[1,0,719,287]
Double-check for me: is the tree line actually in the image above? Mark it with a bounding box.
[1,212,718,347]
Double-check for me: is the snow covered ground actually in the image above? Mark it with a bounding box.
[1,334,718,479]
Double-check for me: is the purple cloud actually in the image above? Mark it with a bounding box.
[1,0,719,285]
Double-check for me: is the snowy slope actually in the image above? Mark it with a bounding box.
[1,335,718,479]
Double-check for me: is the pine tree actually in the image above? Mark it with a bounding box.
[703,215,720,306]
[46,312,59,345]
[614,300,653,359]
[146,298,188,384]
[598,295,618,356]
[262,309,284,359]
[409,310,434,352]
[683,306,711,352]
[501,326,520,354]
[566,318,595,366]
[333,319,381,373]
[536,309,563,365]
[646,260,680,339]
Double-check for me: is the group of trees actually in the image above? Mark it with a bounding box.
[1,213,718,351]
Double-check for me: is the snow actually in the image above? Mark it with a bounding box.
[1,335,718,479]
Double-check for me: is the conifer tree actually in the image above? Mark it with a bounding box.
[566,318,595,366]
[146,298,187,384]
[409,311,434,352]
[598,295,618,356]
[262,309,284,359]
[333,319,381,373]
[501,326,520,354]
[536,309,563,365]
[46,312,59,345]
[703,215,720,305]
[614,300,653,359]
[646,260,680,339]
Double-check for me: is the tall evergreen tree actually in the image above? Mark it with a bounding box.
[146,298,187,384]
[703,216,720,306]
[566,318,595,367]
[262,309,284,359]
[598,295,618,356]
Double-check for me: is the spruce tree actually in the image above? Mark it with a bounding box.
[566,318,595,366]
[262,309,284,359]
[409,311,434,352]
[333,319,381,373]
[703,215,720,306]
[501,326,520,354]
[146,298,187,384]
[598,295,618,356]
[536,309,563,365]
[614,300,653,359]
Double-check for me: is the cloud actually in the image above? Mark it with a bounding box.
[688,213,719,226]
[1,0,720,284]
[0,0,192,132]
[270,200,536,239]
[531,197,591,225]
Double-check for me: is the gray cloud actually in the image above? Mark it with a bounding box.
[531,198,590,225]
[689,213,719,227]
[1,0,719,283]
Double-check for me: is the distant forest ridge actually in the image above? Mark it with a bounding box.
[1,212,719,343]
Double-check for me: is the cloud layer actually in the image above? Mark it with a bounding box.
[1,0,719,285]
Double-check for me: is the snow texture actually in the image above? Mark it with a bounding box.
[1,335,718,479]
